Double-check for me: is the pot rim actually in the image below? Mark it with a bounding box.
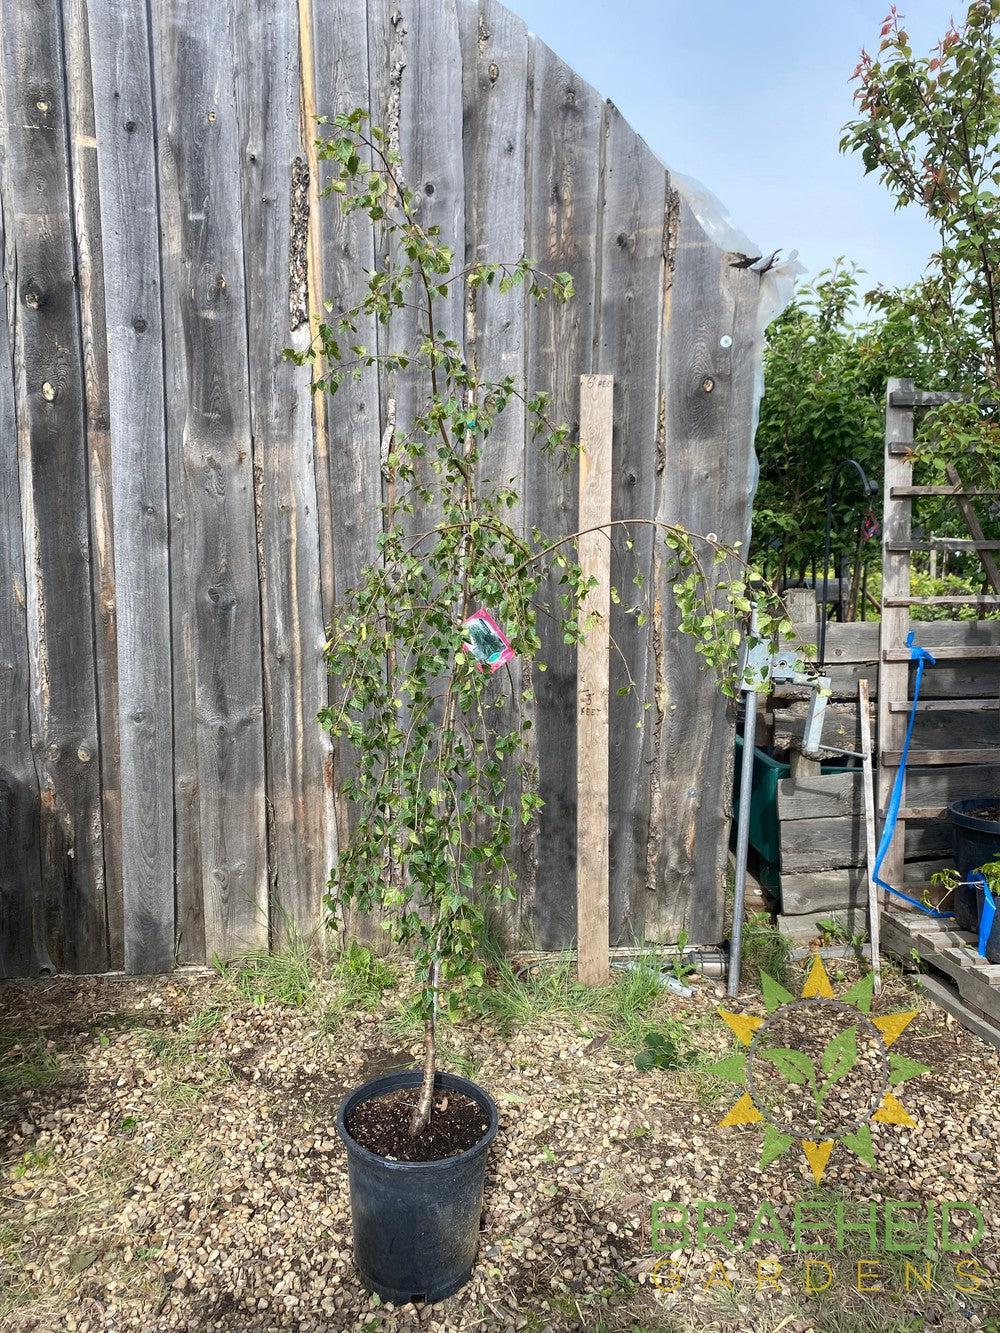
[335,1068,499,1171]
[949,798,1000,832]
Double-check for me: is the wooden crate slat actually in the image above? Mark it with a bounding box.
[883,645,1000,661]
[888,698,1000,712]
[916,974,1000,1050]
[882,747,1000,766]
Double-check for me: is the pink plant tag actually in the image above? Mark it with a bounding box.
[463,609,514,672]
[862,510,880,541]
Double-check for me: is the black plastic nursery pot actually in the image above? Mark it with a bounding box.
[336,1070,499,1304]
[948,799,1000,947]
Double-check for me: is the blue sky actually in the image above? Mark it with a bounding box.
[511,0,955,293]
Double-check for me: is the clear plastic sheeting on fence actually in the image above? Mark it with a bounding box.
[671,168,805,508]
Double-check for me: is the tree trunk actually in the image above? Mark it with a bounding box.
[408,956,439,1138]
[409,1013,436,1138]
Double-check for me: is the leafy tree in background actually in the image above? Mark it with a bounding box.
[843,0,1000,385]
[755,0,1000,595]
[753,266,949,586]
[752,265,881,585]
[841,0,1000,540]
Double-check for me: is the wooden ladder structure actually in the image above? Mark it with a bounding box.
[877,377,1000,897]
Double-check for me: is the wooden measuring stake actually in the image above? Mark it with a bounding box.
[576,374,614,985]
[858,679,882,995]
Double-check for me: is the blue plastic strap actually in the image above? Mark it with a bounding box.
[872,632,954,918]
[973,871,996,957]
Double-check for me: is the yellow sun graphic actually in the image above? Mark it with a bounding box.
[710,956,928,1183]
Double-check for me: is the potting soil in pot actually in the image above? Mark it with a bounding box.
[966,804,1000,822]
[345,1088,489,1162]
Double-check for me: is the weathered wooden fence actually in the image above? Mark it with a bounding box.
[0,0,771,976]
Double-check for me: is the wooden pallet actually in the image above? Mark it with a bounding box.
[880,909,1000,1040]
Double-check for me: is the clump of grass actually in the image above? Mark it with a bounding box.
[472,947,701,1066]
[215,930,316,1008]
[740,910,793,988]
[471,952,587,1032]
[599,956,671,1050]
[0,1034,63,1094]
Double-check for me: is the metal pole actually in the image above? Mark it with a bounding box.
[728,686,758,999]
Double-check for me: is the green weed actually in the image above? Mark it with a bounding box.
[333,941,398,1011]
[740,911,794,987]
[10,1148,53,1179]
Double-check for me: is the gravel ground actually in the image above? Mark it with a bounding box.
[0,951,998,1333]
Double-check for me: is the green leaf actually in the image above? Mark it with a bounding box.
[888,1053,931,1086]
[760,1123,794,1167]
[841,972,875,1014]
[821,1024,858,1081]
[760,971,795,1013]
[708,1051,748,1083]
[757,1046,815,1086]
[842,1122,876,1168]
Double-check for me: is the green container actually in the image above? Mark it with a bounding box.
[732,737,854,895]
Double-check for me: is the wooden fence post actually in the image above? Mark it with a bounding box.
[577,374,613,985]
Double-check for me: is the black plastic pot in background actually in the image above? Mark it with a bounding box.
[949,799,1000,935]
[336,1070,498,1304]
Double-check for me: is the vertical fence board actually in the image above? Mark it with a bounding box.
[0,205,47,977]
[1,0,107,972]
[152,0,268,960]
[62,0,124,967]
[596,111,666,943]
[238,0,333,942]
[309,0,384,867]
[656,198,760,943]
[89,0,175,973]
[311,0,382,601]
[368,0,466,533]
[461,0,528,506]
[460,0,531,931]
[524,40,602,948]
